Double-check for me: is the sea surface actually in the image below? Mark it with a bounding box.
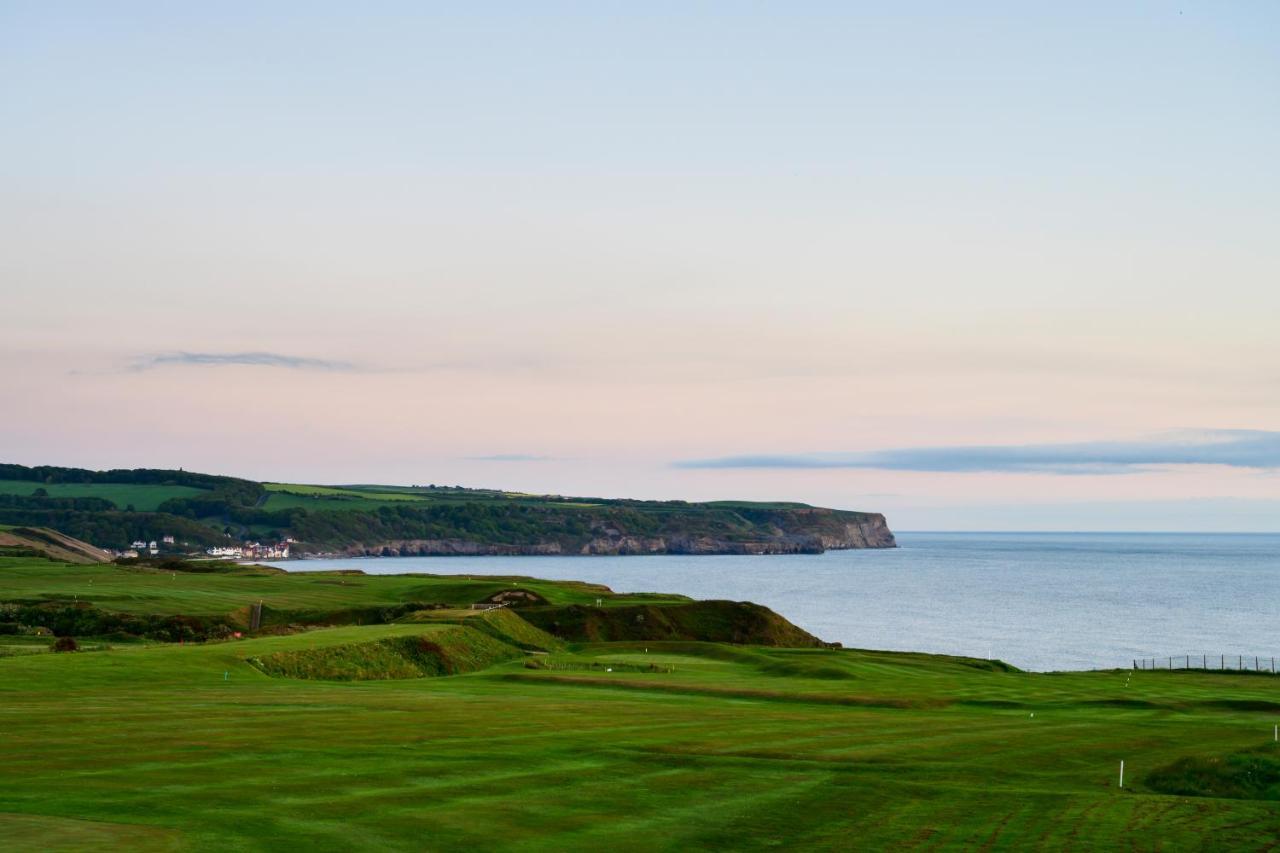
[272,532,1280,672]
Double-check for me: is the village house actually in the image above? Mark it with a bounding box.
[241,541,290,559]
[205,541,290,560]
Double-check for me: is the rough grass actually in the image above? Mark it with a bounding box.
[0,812,184,852]
[521,600,825,647]
[1146,744,1280,800]
[401,607,566,652]
[250,625,521,681]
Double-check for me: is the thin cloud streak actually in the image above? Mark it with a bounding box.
[129,351,359,372]
[466,454,553,462]
[676,430,1280,474]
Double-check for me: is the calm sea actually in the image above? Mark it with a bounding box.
[272,532,1280,672]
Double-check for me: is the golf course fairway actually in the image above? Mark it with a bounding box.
[2,555,1278,850]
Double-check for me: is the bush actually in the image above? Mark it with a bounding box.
[51,636,79,653]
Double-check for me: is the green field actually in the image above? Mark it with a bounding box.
[1,464,893,556]
[259,482,428,513]
[2,555,1279,850]
[0,480,207,512]
[260,483,602,513]
[0,557,688,618]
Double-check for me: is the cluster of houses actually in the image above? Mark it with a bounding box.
[114,535,179,558]
[104,531,296,561]
[110,535,291,561]
[206,541,291,560]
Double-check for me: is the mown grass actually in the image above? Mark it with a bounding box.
[3,557,1280,850]
[0,556,690,618]
[3,633,1280,850]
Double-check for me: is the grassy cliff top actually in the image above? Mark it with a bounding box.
[0,463,891,553]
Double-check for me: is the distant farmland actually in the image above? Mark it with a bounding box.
[0,480,206,512]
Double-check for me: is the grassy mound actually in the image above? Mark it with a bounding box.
[520,600,824,647]
[249,625,521,681]
[1146,745,1280,800]
[401,607,565,652]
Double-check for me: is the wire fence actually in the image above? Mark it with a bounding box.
[1135,654,1278,672]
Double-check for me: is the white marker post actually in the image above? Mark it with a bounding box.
[1274,724,1277,743]
[1119,760,1125,789]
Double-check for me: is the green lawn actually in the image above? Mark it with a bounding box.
[0,480,207,511]
[0,556,690,618]
[2,556,1279,850]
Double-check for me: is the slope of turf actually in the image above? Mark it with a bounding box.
[522,600,827,647]
[249,624,522,680]
[0,526,112,564]
[401,607,566,652]
[3,555,1280,850]
[3,633,1280,849]
[0,556,690,620]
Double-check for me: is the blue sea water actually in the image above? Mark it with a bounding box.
[273,532,1280,672]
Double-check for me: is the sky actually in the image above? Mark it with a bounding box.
[3,2,1278,530]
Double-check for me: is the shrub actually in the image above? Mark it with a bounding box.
[51,636,79,653]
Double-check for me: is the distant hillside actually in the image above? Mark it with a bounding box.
[0,464,895,557]
[0,526,113,564]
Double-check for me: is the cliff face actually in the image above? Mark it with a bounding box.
[300,509,896,558]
